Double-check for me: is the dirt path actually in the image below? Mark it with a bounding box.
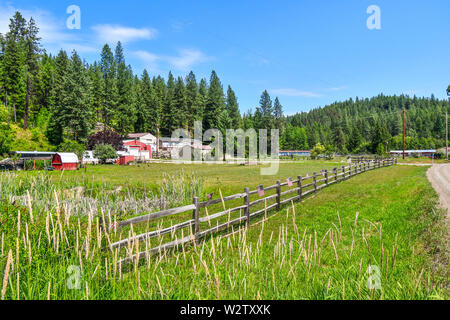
[427,164,450,219]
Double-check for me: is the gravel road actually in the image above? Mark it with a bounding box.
[427,164,450,219]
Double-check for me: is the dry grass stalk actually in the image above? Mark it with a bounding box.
[1,250,13,300]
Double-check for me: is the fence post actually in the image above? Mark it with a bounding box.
[342,166,346,180]
[334,168,338,182]
[193,197,200,245]
[244,187,250,227]
[276,180,281,210]
[325,169,329,186]
[297,176,302,201]
[313,173,317,194]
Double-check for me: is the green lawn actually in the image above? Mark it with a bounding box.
[397,157,449,164]
[0,162,448,300]
[39,160,344,195]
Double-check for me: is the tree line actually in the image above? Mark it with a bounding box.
[285,94,449,154]
[0,11,448,157]
[0,11,258,153]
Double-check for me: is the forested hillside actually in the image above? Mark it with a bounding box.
[284,94,449,154]
[0,11,247,155]
[0,11,448,157]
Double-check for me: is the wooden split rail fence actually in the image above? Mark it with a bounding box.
[111,158,397,265]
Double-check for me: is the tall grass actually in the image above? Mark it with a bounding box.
[0,170,204,218]
[0,165,447,300]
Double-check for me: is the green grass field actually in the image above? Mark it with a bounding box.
[42,160,344,195]
[0,161,448,300]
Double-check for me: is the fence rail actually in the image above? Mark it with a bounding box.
[111,158,397,265]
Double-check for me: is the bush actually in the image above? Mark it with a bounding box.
[0,123,12,156]
[310,143,326,160]
[93,144,117,164]
[88,130,123,151]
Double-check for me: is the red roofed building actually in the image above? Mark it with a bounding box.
[52,153,79,171]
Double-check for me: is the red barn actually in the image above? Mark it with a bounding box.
[123,140,152,159]
[52,153,79,171]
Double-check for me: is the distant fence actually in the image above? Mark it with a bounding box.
[350,155,386,162]
[110,158,397,265]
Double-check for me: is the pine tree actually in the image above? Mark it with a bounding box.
[114,42,135,134]
[36,55,53,112]
[370,120,390,154]
[152,75,166,136]
[46,50,69,145]
[100,44,118,127]
[203,70,225,130]
[258,90,274,129]
[89,62,104,123]
[160,72,175,135]
[0,33,7,123]
[172,76,187,130]
[332,126,346,153]
[196,78,208,122]
[226,85,241,128]
[347,126,362,152]
[185,71,199,132]
[135,69,156,133]
[59,51,92,142]
[23,17,41,129]
[273,97,284,130]
[3,12,27,124]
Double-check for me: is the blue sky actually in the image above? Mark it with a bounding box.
[1,0,449,115]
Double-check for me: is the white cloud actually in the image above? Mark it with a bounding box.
[91,24,158,44]
[170,20,192,32]
[326,86,348,92]
[134,50,161,72]
[134,49,211,72]
[0,3,75,43]
[270,88,322,98]
[0,3,97,55]
[166,49,210,71]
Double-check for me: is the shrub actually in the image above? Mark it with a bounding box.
[93,144,117,164]
[88,130,123,151]
[0,123,12,156]
[310,143,326,160]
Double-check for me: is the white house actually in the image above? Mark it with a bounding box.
[159,137,193,151]
[126,133,157,153]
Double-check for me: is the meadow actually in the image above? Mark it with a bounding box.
[0,160,448,300]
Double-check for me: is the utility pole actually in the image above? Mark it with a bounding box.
[402,109,406,160]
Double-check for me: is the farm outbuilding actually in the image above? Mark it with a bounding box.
[389,150,437,158]
[119,155,135,165]
[279,150,311,157]
[52,153,79,171]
